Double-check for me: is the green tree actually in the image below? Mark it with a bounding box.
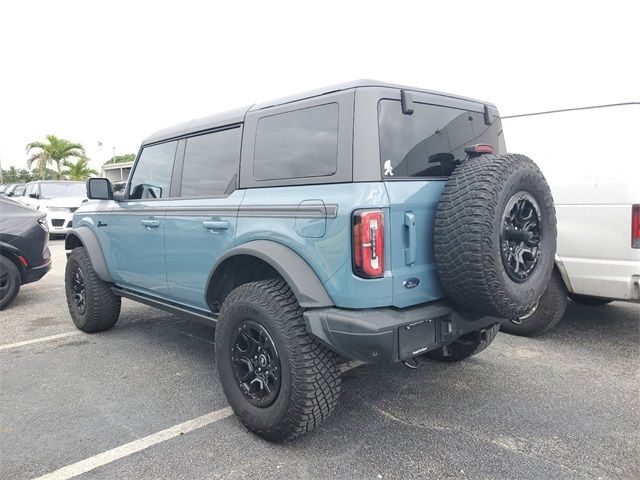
[4,166,19,182]
[62,157,98,181]
[26,134,86,179]
[104,153,136,165]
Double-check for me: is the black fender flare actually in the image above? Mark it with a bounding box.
[207,240,334,309]
[65,227,112,283]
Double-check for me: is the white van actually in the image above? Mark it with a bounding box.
[501,102,640,335]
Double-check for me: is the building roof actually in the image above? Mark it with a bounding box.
[102,161,134,171]
[142,79,491,146]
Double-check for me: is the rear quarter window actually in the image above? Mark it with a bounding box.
[253,103,339,181]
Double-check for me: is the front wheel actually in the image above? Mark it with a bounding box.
[425,324,500,363]
[65,247,121,332]
[215,279,341,442]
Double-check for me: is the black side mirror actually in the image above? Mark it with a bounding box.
[86,178,113,200]
[29,193,38,199]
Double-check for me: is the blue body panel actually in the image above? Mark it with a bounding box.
[237,183,393,308]
[164,190,246,310]
[108,199,172,296]
[73,180,449,311]
[384,180,446,308]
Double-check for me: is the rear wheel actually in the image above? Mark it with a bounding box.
[0,256,21,310]
[434,154,557,319]
[65,247,121,332]
[215,279,341,442]
[501,269,568,337]
[425,324,500,362]
[569,294,613,306]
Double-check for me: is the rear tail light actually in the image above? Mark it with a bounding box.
[632,204,640,249]
[353,209,384,278]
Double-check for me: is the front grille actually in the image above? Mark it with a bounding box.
[51,219,65,227]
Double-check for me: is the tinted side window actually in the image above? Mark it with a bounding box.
[254,103,339,181]
[129,141,177,199]
[181,127,241,197]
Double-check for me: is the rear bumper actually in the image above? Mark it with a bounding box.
[560,256,640,302]
[304,301,501,363]
[23,259,52,284]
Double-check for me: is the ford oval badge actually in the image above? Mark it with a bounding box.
[403,278,420,289]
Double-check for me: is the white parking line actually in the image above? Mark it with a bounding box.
[30,357,364,479]
[0,332,80,351]
[33,407,234,480]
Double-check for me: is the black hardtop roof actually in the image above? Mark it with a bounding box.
[142,79,493,146]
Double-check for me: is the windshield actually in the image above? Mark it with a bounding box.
[378,100,506,178]
[39,182,86,199]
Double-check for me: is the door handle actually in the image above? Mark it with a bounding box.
[202,220,230,231]
[404,212,416,266]
[141,219,160,229]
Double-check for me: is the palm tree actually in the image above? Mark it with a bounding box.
[26,135,85,179]
[5,166,19,182]
[62,157,98,181]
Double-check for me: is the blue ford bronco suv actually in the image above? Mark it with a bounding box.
[65,80,556,441]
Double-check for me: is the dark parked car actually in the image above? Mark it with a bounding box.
[0,197,51,309]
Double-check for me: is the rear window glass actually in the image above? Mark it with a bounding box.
[378,100,505,178]
[254,103,339,181]
[181,127,241,197]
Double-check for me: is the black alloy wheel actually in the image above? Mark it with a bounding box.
[70,267,87,315]
[500,191,542,283]
[232,320,282,407]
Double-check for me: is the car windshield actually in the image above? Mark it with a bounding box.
[378,99,506,178]
[39,182,86,199]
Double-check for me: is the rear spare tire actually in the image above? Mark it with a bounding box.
[434,154,556,319]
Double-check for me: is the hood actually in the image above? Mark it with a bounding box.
[39,197,87,208]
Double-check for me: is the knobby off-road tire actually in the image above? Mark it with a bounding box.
[501,269,568,337]
[215,279,341,442]
[569,294,613,306]
[426,323,500,362]
[434,154,556,319]
[0,256,21,310]
[65,247,121,333]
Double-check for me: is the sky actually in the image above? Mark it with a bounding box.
[0,0,638,175]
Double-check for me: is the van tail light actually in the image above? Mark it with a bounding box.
[632,204,640,249]
[353,209,384,278]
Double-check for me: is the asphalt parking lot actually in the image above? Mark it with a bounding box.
[1,239,638,480]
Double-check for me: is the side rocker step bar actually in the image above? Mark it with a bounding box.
[111,287,218,326]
